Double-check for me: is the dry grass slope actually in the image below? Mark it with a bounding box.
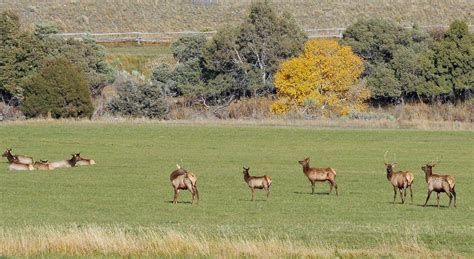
[0,226,463,257]
[2,0,473,32]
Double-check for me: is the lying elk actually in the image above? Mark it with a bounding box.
[242,166,272,201]
[50,153,80,169]
[74,153,96,166]
[33,160,55,170]
[9,161,34,171]
[170,164,199,204]
[298,157,338,195]
[384,160,414,204]
[422,161,456,208]
[2,148,33,164]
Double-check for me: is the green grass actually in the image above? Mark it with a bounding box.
[0,121,473,256]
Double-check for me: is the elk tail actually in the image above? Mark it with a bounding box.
[330,168,337,176]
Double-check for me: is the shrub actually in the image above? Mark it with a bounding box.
[21,58,94,118]
[108,73,168,119]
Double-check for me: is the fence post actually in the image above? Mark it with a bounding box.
[136,32,141,45]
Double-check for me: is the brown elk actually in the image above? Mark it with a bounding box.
[170,164,199,204]
[242,166,272,201]
[2,148,33,165]
[74,153,96,166]
[422,161,456,208]
[50,153,80,169]
[298,157,338,195]
[9,161,34,171]
[33,160,55,170]
[384,156,415,204]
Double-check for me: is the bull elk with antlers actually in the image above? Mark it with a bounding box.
[2,148,33,165]
[242,166,272,201]
[422,161,456,208]
[384,152,414,204]
[298,157,338,195]
[170,164,199,204]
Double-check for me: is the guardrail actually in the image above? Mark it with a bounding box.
[51,25,473,43]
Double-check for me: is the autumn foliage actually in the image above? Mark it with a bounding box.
[271,39,370,116]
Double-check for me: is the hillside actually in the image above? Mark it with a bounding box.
[2,0,473,33]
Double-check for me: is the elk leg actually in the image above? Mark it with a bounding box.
[264,185,270,200]
[327,181,333,195]
[423,190,432,207]
[393,187,397,204]
[447,192,452,208]
[436,192,440,207]
[194,186,200,204]
[409,185,413,204]
[251,188,255,201]
[311,181,315,194]
[399,189,405,204]
[173,189,180,204]
[452,188,456,208]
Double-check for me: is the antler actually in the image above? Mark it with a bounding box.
[383,151,389,163]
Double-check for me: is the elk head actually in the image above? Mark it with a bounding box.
[298,157,310,167]
[2,148,12,157]
[242,166,250,174]
[421,160,439,173]
[383,151,397,174]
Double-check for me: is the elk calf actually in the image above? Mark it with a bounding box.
[50,154,80,169]
[242,167,272,201]
[170,164,199,204]
[384,163,414,204]
[298,157,338,195]
[9,162,34,171]
[74,153,96,166]
[33,160,55,170]
[422,162,456,208]
[2,148,33,165]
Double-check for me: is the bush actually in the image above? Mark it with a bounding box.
[108,73,168,119]
[21,58,94,118]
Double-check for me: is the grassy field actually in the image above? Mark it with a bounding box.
[0,121,473,256]
[102,43,173,77]
[4,0,473,33]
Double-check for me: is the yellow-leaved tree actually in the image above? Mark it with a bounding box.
[271,39,370,116]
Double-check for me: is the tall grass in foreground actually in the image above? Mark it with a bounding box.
[0,226,461,257]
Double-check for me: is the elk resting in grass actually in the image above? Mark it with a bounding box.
[242,166,272,201]
[170,164,199,204]
[33,160,55,170]
[422,161,456,208]
[298,157,338,195]
[74,152,96,166]
[2,148,33,165]
[384,162,414,204]
[50,153,80,169]
[9,161,34,171]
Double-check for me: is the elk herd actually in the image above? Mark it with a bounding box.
[2,148,95,171]
[3,148,458,208]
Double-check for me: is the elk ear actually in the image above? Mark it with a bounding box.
[384,163,388,166]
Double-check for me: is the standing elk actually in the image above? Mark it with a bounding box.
[422,161,456,208]
[384,162,414,204]
[170,164,199,204]
[2,148,33,164]
[298,157,338,195]
[50,153,80,169]
[242,166,272,201]
[74,153,96,166]
[33,160,55,170]
[9,161,34,171]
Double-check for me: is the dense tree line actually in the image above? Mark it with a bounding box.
[1,0,472,120]
[0,11,112,118]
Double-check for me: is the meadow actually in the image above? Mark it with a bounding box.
[0,121,472,256]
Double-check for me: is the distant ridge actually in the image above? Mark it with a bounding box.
[2,0,473,33]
